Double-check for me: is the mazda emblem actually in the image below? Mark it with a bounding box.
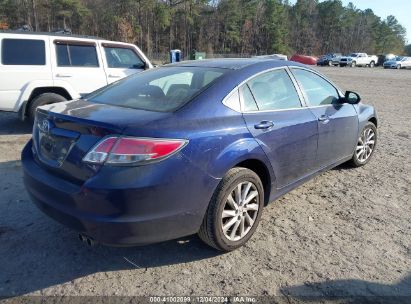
[39,119,51,133]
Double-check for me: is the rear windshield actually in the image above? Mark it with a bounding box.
[87,66,227,112]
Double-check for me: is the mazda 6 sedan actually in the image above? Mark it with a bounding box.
[22,59,378,251]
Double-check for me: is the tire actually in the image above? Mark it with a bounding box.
[198,167,264,252]
[28,93,67,123]
[349,122,377,167]
[369,61,375,68]
[328,60,333,66]
[397,64,401,70]
[351,61,356,67]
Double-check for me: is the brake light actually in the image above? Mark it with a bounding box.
[83,137,187,165]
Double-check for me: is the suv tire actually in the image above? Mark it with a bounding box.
[29,93,67,123]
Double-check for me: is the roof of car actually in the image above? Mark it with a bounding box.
[167,58,303,70]
[0,30,103,40]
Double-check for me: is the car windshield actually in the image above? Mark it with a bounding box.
[350,53,359,57]
[87,66,227,112]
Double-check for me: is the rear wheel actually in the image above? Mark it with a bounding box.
[198,167,264,251]
[349,122,377,167]
[369,61,375,68]
[28,93,67,123]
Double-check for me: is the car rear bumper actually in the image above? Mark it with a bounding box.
[22,140,219,246]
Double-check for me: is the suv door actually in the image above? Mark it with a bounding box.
[0,36,51,111]
[290,68,358,168]
[52,40,108,97]
[101,43,146,84]
[241,68,318,188]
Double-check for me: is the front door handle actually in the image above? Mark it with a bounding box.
[56,73,72,78]
[254,120,274,130]
[108,74,121,78]
[318,115,330,123]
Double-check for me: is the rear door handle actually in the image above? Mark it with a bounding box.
[254,120,274,130]
[56,74,72,78]
[318,115,330,123]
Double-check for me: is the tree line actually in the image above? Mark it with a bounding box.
[0,0,409,59]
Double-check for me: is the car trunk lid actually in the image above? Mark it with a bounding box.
[32,99,170,184]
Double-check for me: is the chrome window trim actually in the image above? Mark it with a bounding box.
[289,66,345,98]
[220,65,344,114]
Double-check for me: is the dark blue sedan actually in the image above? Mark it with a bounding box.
[22,59,378,251]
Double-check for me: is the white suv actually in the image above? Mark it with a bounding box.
[0,31,152,121]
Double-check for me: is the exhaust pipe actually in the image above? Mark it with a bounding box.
[79,233,96,247]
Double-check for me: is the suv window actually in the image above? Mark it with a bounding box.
[104,47,145,69]
[247,69,301,111]
[88,66,226,112]
[292,69,339,106]
[56,43,99,67]
[2,39,45,65]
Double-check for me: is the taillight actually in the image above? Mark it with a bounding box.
[83,137,187,165]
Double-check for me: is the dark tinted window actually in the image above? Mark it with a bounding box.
[104,47,144,68]
[87,67,226,112]
[2,39,45,65]
[247,69,301,111]
[56,44,99,67]
[292,69,339,106]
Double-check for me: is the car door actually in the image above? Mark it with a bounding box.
[51,40,108,96]
[241,68,319,188]
[101,43,146,84]
[290,68,358,168]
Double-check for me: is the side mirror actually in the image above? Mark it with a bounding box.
[344,91,361,104]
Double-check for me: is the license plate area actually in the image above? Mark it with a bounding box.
[38,130,76,167]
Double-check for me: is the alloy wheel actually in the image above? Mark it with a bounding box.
[221,181,259,241]
[356,127,376,163]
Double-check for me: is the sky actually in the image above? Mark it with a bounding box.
[289,0,411,43]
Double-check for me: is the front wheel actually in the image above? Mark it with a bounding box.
[198,167,264,251]
[397,64,401,69]
[351,61,356,67]
[349,122,377,167]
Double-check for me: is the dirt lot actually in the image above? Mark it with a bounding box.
[0,67,410,302]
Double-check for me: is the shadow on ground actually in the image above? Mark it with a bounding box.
[0,161,220,297]
[281,275,411,304]
[0,112,32,135]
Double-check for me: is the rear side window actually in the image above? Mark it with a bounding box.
[56,43,99,67]
[247,69,301,111]
[1,39,45,65]
[240,85,258,112]
[104,47,145,69]
[87,67,226,112]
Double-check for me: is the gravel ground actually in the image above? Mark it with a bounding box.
[0,67,410,302]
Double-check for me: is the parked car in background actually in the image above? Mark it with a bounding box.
[383,56,411,69]
[0,31,152,121]
[377,54,396,66]
[290,54,317,65]
[317,53,342,66]
[339,53,378,67]
[22,58,378,251]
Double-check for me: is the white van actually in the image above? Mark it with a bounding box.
[0,31,153,121]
